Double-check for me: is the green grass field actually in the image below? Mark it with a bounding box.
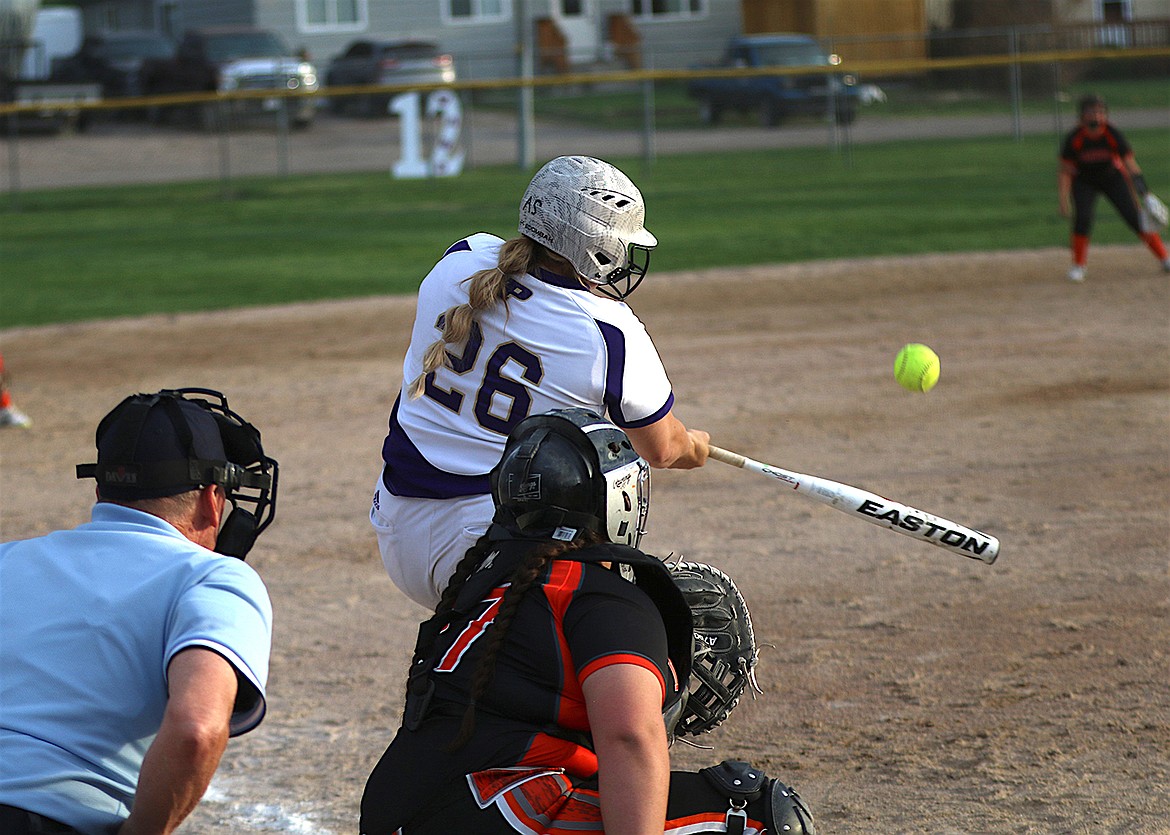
[3,129,1167,328]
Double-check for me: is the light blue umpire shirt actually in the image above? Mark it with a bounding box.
[0,502,272,834]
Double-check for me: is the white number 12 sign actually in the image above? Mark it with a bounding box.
[391,90,465,179]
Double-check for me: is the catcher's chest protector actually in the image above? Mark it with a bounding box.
[402,541,693,732]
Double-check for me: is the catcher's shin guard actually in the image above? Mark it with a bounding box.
[699,760,816,835]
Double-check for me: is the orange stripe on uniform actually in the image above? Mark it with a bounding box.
[518,733,598,778]
[579,653,666,701]
[541,561,588,728]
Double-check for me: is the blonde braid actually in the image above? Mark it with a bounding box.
[407,237,539,399]
[447,535,603,751]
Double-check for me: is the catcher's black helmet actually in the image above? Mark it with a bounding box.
[77,387,278,560]
[490,408,650,546]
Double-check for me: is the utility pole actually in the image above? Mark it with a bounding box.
[516,0,536,170]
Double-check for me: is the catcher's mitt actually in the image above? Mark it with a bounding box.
[669,561,761,737]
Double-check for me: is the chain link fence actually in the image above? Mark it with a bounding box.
[2,26,1167,204]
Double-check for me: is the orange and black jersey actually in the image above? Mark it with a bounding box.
[1061,122,1132,185]
[362,539,691,832]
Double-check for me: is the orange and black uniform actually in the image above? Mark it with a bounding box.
[360,538,769,835]
[1060,121,1143,237]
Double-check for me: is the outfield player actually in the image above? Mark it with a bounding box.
[372,155,709,609]
[1058,94,1170,282]
[361,409,813,835]
[0,389,277,835]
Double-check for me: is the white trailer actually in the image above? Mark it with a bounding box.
[1,1,100,132]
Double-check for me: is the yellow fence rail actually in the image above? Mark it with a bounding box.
[3,45,1168,119]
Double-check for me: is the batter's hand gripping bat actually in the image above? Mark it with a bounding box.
[708,446,999,564]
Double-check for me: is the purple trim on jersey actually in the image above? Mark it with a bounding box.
[596,320,674,428]
[443,238,473,257]
[380,396,491,499]
[625,392,674,429]
[533,267,587,291]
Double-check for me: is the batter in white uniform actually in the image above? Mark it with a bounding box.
[373,155,709,608]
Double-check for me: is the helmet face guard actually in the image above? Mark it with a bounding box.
[491,408,650,547]
[601,455,651,546]
[189,388,279,559]
[77,387,278,560]
[595,241,653,301]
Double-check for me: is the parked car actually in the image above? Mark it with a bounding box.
[325,39,454,116]
[141,26,319,128]
[686,33,860,127]
[52,31,176,98]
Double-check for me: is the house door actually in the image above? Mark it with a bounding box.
[549,0,598,66]
[1096,0,1131,46]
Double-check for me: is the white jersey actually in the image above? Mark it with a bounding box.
[380,232,674,499]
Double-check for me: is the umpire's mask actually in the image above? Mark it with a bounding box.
[76,387,279,559]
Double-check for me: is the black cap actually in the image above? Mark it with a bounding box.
[84,393,228,500]
[1079,94,1106,114]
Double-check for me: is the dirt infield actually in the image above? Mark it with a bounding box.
[1,246,1168,833]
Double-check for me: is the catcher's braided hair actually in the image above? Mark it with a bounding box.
[448,547,547,750]
[430,532,493,622]
[434,531,604,752]
[399,533,494,735]
[408,237,578,399]
[400,533,497,741]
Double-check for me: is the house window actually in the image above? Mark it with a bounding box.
[446,0,510,24]
[298,0,367,33]
[1099,0,1131,23]
[632,0,705,18]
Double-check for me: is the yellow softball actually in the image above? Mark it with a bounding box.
[894,343,940,393]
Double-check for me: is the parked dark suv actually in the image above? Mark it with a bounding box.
[141,26,319,127]
[52,31,176,98]
[325,39,455,116]
[687,33,860,127]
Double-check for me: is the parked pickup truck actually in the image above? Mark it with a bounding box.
[141,26,319,128]
[686,33,860,127]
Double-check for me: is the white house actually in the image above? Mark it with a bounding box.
[68,0,745,78]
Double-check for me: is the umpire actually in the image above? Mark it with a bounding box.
[0,388,278,835]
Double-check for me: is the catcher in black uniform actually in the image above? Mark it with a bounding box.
[361,408,814,835]
[1058,94,1170,282]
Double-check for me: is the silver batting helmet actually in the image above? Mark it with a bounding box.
[518,155,658,299]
